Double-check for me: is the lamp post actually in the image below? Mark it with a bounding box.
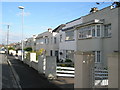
[7,25,10,55]
[18,6,24,61]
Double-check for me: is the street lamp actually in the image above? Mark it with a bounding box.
[18,6,24,61]
[7,25,10,55]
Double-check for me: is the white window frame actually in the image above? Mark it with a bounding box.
[65,30,74,41]
[78,24,102,39]
[96,24,101,37]
[95,51,101,63]
[54,37,57,44]
[60,34,62,42]
[104,24,112,37]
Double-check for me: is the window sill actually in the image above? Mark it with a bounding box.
[65,39,75,41]
[103,36,112,38]
[78,36,104,40]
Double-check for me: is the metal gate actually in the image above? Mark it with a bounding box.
[92,67,108,88]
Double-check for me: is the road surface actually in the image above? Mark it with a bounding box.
[1,54,61,89]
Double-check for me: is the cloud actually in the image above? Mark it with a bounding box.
[16,12,31,16]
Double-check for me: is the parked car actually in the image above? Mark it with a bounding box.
[0,48,6,54]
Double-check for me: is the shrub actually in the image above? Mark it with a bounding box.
[8,47,15,50]
[65,59,72,62]
[24,47,32,52]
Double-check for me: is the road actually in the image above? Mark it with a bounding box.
[1,54,61,89]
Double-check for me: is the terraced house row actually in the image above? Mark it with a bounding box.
[14,5,119,68]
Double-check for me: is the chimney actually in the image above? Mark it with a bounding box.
[90,7,98,13]
[48,28,52,33]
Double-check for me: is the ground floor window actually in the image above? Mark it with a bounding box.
[50,50,53,56]
[66,50,74,61]
[93,51,101,63]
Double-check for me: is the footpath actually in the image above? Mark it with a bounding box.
[7,55,74,89]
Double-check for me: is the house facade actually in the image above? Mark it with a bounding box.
[59,18,83,62]
[35,28,60,61]
[23,35,37,51]
[75,6,119,67]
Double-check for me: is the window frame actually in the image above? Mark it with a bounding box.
[78,24,102,39]
[65,30,75,41]
[104,24,112,38]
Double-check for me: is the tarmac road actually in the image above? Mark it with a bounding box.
[7,55,61,89]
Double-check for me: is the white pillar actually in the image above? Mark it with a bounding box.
[74,51,94,88]
[108,53,119,88]
[45,56,56,79]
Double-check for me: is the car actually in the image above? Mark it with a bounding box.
[0,50,5,54]
[0,48,6,54]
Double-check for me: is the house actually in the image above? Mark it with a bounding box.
[23,35,37,51]
[59,17,83,62]
[35,27,63,61]
[75,6,119,67]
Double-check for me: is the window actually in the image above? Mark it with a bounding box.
[45,38,49,44]
[97,25,101,37]
[96,51,101,63]
[92,26,95,37]
[51,37,52,44]
[65,31,74,41]
[66,50,74,60]
[79,26,92,39]
[78,24,101,39]
[54,37,57,44]
[60,34,62,42]
[104,24,111,37]
[93,51,101,63]
[50,50,53,56]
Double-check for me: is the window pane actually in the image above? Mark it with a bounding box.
[65,31,74,40]
[97,51,100,62]
[60,35,62,42]
[54,37,57,44]
[97,25,100,37]
[104,24,111,37]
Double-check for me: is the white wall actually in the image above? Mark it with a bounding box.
[77,7,119,67]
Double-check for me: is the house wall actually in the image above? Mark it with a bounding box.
[36,31,59,57]
[77,6,119,67]
[59,29,77,62]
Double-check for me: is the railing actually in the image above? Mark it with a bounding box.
[56,66,75,77]
[92,68,108,87]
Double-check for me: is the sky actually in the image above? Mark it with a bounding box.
[1,2,113,44]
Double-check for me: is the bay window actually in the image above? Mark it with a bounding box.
[65,30,74,41]
[78,24,101,39]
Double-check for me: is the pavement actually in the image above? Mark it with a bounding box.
[1,54,19,89]
[5,55,74,89]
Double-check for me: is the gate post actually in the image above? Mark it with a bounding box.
[74,51,94,88]
[38,55,45,74]
[45,56,56,79]
[108,52,119,88]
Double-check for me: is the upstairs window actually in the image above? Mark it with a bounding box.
[60,34,62,42]
[44,38,49,44]
[78,24,101,39]
[54,37,57,44]
[104,24,111,37]
[97,25,101,37]
[91,26,95,37]
[65,31,74,41]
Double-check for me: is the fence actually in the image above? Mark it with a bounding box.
[56,66,75,77]
[92,67,108,88]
